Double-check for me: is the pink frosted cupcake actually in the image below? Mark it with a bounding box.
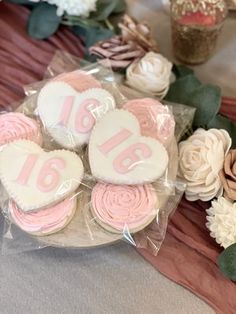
[0,112,42,146]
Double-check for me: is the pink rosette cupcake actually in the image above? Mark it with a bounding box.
[0,112,42,146]
[91,183,158,233]
[9,197,77,236]
[123,98,175,146]
[52,69,101,92]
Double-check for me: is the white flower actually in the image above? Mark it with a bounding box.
[179,128,232,201]
[206,197,236,248]
[126,52,173,99]
[35,0,97,17]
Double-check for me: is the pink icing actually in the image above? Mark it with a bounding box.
[59,95,101,133]
[123,98,175,146]
[16,154,38,186]
[9,197,75,235]
[98,129,132,155]
[113,143,152,174]
[53,70,101,92]
[91,183,157,231]
[75,98,100,133]
[60,95,74,126]
[0,112,42,146]
[15,154,66,193]
[37,158,66,193]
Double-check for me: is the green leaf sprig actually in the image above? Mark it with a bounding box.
[27,3,61,39]
[165,65,236,148]
[65,0,126,48]
[8,0,126,44]
[218,244,236,281]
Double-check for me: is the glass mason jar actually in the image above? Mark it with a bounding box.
[171,0,228,65]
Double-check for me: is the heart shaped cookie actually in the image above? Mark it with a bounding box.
[52,70,102,92]
[37,82,116,149]
[0,140,84,212]
[89,110,169,184]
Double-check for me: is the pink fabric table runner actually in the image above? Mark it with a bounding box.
[0,2,84,108]
[1,3,236,313]
[138,197,236,314]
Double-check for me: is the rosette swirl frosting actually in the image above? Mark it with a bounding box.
[53,70,101,92]
[0,112,42,146]
[9,197,76,235]
[91,183,157,232]
[123,98,175,146]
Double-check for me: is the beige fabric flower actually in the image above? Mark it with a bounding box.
[126,52,173,99]
[179,128,232,201]
[219,150,236,201]
[206,197,236,248]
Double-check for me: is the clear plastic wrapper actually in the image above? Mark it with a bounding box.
[0,52,195,255]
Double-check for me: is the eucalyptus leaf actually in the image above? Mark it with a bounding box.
[208,114,236,148]
[218,244,236,281]
[91,0,117,21]
[165,75,201,104]
[27,3,61,39]
[109,13,124,33]
[80,19,101,27]
[86,27,113,47]
[91,0,126,21]
[64,16,101,28]
[172,64,194,79]
[8,0,33,4]
[165,75,221,128]
[84,53,98,63]
[73,25,113,48]
[113,0,126,13]
[187,84,221,128]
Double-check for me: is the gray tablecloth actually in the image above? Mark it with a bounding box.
[0,242,213,314]
[2,1,235,313]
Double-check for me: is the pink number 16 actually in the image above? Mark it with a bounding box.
[16,154,65,193]
[60,96,100,134]
[98,129,152,174]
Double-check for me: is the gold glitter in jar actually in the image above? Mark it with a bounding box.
[171,0,227,64]
[172,0,227,21]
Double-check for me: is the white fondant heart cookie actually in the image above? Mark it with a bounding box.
[89,110,169,184]
[0,140,84,212]
[37,82,116,149]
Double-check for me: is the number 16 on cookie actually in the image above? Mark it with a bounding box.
[98,129,152,174]
[16,154,65,193]
[59,96,100,133]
